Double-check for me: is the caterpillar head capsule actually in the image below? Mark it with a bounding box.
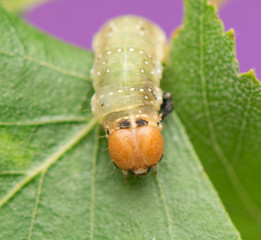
[108,124,164,177]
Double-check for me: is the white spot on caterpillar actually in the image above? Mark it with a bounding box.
[102,61,106,65]
[111,25,117,30]
[129,48,135,52]
[130,88,135,91]
[107,51,112,55]
[139,50,144,54]
[117,48,122,52]
[140,69,145,73]
[109,92,113,96]
[144,96,148,99]
[144,60,149,65]
[106,69,110,73]
[148,88,152,92]
[100,94,104,99]
[118,89,123,93]
[139,88,144,92]
[151,71,154,75]
[97,72,101,76]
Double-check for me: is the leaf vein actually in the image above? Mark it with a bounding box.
[24,55,92,81]
[231,91,252,166]
[0,50,91,82]
[0,170,27,175]
[0,116,89,126]
[0,118,97,207]
[199,0,261,224]
[156,176,174,240]
[28,170,46,240]
[90,126,100,240]
[4,13,25,54]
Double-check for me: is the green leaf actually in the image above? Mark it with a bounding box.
[0,0,51,13]
[163,0,261,239]
[0,2,242,240]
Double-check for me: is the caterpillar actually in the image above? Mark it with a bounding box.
[91,15,173,179]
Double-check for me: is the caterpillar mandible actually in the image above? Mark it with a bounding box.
[91,15,173,179]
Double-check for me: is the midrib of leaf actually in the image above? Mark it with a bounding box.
[90,126,99,240]
[198,0,261,223]
[0,117,97,207]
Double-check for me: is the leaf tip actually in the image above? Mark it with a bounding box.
[226,28,235,40]
[240,69,260,85]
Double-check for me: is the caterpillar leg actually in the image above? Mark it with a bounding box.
[122,170,128,182]
[160,92,174,121]
[153,165,158,176]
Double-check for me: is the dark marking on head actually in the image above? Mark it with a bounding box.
[119,120,131,129]
[159,153,164,162]
[113,161,119,169]
[136,119,148,127]
[106,129,110,135]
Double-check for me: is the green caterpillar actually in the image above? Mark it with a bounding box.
[91,15,171,178]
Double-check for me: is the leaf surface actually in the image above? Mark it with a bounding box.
[163,0,261,239]
[0,3,242,240]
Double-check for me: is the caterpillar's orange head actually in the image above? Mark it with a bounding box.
[108,125,164,176]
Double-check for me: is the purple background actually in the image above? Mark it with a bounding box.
[25,0,261,78]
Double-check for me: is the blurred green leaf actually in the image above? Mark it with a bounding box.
[0,0,51,13]
[163,0,261,239]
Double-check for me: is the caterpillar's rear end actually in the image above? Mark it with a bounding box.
[91,16,170,178]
